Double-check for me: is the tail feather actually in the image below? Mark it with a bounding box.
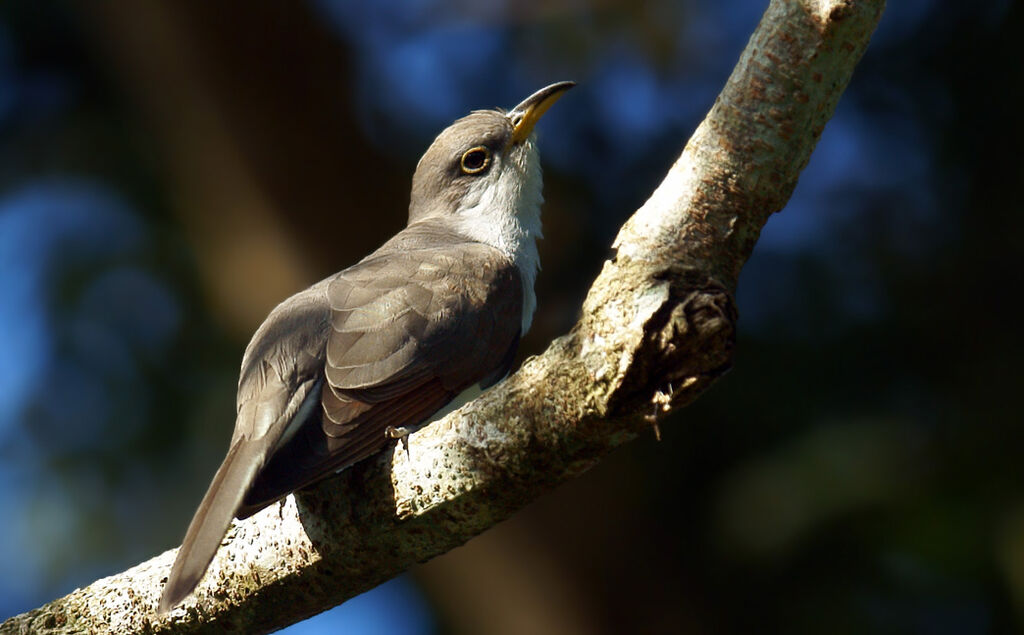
[158,441,266,613]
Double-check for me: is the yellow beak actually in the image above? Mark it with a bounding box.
[509,81,575,144]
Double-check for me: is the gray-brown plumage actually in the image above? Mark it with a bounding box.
[158,81,573,613]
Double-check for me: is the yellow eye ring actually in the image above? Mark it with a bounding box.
[460,146,491,174]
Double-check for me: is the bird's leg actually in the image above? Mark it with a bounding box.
[386,426,412,455]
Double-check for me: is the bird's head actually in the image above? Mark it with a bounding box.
[408,81,574,255]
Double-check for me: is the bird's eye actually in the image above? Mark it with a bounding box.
[460,146,491,175]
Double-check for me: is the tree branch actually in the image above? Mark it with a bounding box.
[1,1,885,632]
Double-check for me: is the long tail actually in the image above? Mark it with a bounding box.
[158,440,266,613]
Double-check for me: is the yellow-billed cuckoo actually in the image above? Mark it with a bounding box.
[158,81,574,612]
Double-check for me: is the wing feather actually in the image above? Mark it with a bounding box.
[241,229,523,513]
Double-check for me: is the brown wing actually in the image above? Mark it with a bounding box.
[240,239,522,514]
[161,282,331,610]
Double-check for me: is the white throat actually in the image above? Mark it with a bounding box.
[453,140,543,334]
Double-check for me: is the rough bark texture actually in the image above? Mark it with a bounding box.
[1,0,885,632]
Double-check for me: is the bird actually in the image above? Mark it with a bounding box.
[158,80,575,613]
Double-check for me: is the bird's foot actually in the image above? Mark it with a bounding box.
[385,426,412,455]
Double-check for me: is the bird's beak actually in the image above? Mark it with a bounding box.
[509,81,575,145]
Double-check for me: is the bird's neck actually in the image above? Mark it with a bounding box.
[452,144,544,334]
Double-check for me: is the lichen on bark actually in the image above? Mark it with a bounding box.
[0,1,885,633]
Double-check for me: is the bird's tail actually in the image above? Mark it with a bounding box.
[157,440,266,613]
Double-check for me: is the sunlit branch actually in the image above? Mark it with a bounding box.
[0,1,885,632]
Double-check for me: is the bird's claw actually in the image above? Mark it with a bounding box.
[385,426,412,455]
